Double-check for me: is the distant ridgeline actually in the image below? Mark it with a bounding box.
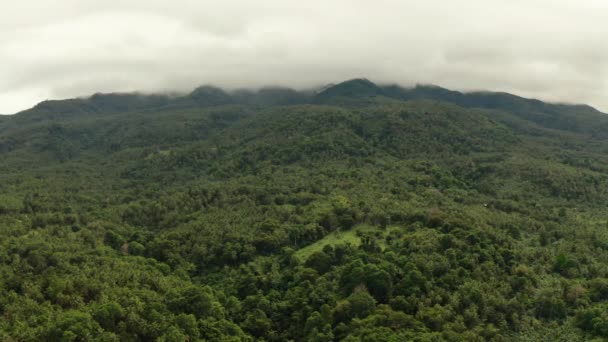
[1,79,608,341]
[9,78,607,135]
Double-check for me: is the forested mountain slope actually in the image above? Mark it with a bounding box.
[1,80,608,341]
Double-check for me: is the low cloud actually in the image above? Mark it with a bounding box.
[1,0,607,113]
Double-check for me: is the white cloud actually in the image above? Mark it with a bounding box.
[1,0,607,113]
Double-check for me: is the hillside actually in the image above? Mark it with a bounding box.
[1,80,608,341]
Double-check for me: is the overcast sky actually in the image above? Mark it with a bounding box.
[1,0,607,113]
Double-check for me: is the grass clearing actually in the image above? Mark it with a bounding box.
[294,224,398,261]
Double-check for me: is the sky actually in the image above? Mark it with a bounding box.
[1,0,607,114]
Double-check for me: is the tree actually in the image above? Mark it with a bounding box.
[92,302,124,332]
[242,309,272,337]
[348,287,377,319]
[46,311,103,341]
[305,251,333,274]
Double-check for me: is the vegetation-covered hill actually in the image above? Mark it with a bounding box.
[1,79,608,341]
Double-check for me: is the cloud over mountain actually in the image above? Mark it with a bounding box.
[1,0,607,113]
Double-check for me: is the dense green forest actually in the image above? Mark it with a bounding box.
[2,79,608,341]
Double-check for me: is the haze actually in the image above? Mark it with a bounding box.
[1,0,607,114]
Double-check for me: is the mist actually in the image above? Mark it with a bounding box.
[1,0,607,113]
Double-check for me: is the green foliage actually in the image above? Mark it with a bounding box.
[576,303,608,338]
[1,79,608,340]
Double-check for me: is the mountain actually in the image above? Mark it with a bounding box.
[315,80,608,138]
[315,78,385,100]
[184,85,233,106]
[382,85,608,138]
[1,79,608,341]
[232,86,310,106]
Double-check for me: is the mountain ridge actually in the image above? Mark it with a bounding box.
[5,79,606,145]
[8,78,605,117]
